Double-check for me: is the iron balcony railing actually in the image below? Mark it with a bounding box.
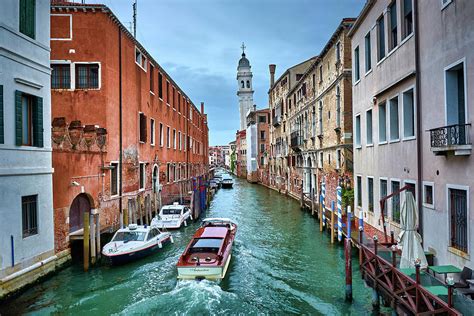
[290,131,303,148]
[429,123,471,148]
[272,114,281,126]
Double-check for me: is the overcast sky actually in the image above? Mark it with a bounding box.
[90,0,365,145]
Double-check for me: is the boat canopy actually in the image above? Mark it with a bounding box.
[190,238,223,254]
[162,208,182,215]
[113,231,146,242]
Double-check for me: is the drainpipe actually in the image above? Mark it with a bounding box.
[414,0,423,238]
[119,27,124,228]
[10,235,14,267]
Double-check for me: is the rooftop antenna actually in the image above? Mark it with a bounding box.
[132,0,137,38]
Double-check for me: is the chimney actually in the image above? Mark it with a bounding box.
[269,64,276,87]
[200,102,204,114]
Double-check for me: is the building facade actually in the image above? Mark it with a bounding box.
[235,130,247,178]
[350,0,417,239]
[288,19,355,205]
[246,107,270,183]
[50,2,208,254]
[418,0,474,268]
[268,58,316,194]
[0,0,57,299]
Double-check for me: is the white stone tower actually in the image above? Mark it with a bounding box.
[237,43,254,131]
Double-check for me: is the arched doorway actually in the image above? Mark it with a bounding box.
[69,193,92,233]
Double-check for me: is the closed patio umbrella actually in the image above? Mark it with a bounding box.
[397,191,428,269]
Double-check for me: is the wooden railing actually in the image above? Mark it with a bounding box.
[360,242,462,315]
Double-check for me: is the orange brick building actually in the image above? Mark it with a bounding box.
[50,2,209,253]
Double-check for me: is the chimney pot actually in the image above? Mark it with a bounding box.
[200,102,204,114]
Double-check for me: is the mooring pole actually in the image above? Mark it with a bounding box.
[372,236,380,309]
[322,181,326,227]
[96,214,101,259]
[345,237,353,302]
[83,211,90,272]
[347,206,352,239]
[311,187,315,216]
[300,182,304,208]
[319,195,323,232]
[415,262,421,312]
[359,226,364,266]
[331,201,335,244]
[90,212,96,265]
[337,186,342,242]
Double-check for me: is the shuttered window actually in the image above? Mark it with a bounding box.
[0,85,3,144]
[15,91,43,147]
[139,112,147,142]
[19,0,35,39]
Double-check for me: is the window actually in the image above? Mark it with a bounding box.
[167,163,171,182]
[139,112,147,143]
[335,41,341,64]
[423,182,434,208]
[336,86,341,128]
[318,101,323,135]
[449,187,468,253]
[368,177,374,212]
[19,0,35,39]
[16,92,43,147]
[357,176,362,207]
[403,89,415,138]
[76,64,99,89]
[318,152,323,168]
[258,115,266,123]
[246,80,250,88]
[365,32,372,72]
[336,149,341,169]
[355,114,361,147]
[150,118,155,146]
[391,180,401,223]
[405,182,416,201]
[241,81,244,89]
[51,64,71,89]
[442,0,453,9]
[150,64,154,92]
[260,156,264,165]
[173,129,176,149]
[139,162,145,190]
[166,126,170,148]
[22,195,38,237]
[389,96,399,141]
[260,130,265,139]
[110,162,119,196]
[377,15,385,61]
[166,81,170,104]
[354,46,360,81]
[21,94,33,146]
[403,0,413,38]
[172,87,176,108]
[159,123,163,147]
[445,61,466,127]
[260,143,265,153]
[158,73,163,99]
[366,109,373,145]
[319,65,323,82]
[379,102,387,143]
[178,94,181,112]
[389,1,398,50]
[380,179,388,216]
[178,131,182,150]
[135,48,147,70]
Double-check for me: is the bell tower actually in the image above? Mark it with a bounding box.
[237,43,254,131]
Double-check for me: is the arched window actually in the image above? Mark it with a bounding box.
[246,80,250,88]
[241,81,244,88]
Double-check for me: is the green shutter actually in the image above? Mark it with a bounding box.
[19,0,35,39]
[33,96,43,147]
[15,91,23,146]
[0,86,3,144]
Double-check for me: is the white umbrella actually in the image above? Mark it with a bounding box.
[397,191,428,269]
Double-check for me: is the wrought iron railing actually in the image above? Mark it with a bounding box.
[290,132,302,148]
[272,114,281,126]
[429,124,471,148]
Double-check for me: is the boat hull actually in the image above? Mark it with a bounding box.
[221,182,233,188]
[103,237,172,265]
[177,254,232,280]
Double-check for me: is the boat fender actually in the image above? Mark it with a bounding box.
[190,214,193,221]
[184,220,187,227]
[170,235,174,243]
[158,242,162,249]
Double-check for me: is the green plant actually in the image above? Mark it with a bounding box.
[342,187,354,210]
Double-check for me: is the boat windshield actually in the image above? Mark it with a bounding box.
[113,231,146,242]
[162,209,182,215]
[190,238,223,254]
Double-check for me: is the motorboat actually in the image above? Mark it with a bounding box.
[221,178,233,188]
[177,218,237,281]
[102,223,173,265]
[151,202,193,229]
[209,179,219,190]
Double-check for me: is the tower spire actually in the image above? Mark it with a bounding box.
[241,42,246,56]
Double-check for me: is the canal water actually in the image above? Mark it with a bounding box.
[1,177,378,315]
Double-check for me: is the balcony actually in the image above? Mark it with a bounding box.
[429,123,472,156]
[272,114,281,127]
[290,131,303,151]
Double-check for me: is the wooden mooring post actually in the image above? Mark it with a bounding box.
[90,212,96,265]
[331,201,335,244]
[300,183,304,208]
[311,188,315,216]
[344,238,352,302]
[96,214,101,260]
[319,195,323,232]
[372,236,380,309]
[83,211,90,272]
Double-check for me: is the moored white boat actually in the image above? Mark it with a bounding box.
[177,218,237,281]
[102,224,173,265]
[221,178,233,188]
[151,202,192,229]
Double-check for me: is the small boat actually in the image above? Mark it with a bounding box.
[177,218,237,281]
[221,178,233,188]
[151,202,193,229]
[209,179,219,190]
[102,223,173,265]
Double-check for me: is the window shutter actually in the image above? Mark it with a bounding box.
[15,91,23,146]
[0,85,3,144]
[19,0,26,35]
[33,96,43,147]
[26,0,35,39]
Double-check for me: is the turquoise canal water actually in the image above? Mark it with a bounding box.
[1,177,378,315]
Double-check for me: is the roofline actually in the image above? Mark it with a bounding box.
[347,0,376,38]
[268,55,318,93]
[288,18,355,96]
[50,2,205,117]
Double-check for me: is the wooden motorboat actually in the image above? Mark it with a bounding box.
[177,218,237,280]
[151,202,192,229]
[221,178,233,188]
[102,224,173,265]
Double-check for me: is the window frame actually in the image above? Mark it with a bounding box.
[51,63,72,89]
[149,64,155,94]
[422,181,435,209]
[378,101,387,144]
[388,1,398,52]
[139,162,146,191]
[390,178,402,223]
[365,32,372,74]
[356,175,363,208]
[150,118,155,146]
[402,86,416,140]
[138,112,147,143]
[110,161,119,197]
[379,177,388,216]
[19,0,36,39]
[166,126,170,148]
[402,0,413,39]
[355,113,362,148]
[443,58,468,126]
[74,62,101,90]
[22,194,38,238]
[389,95,400,142]
[367,176,374,212]
[377,14,386,61]
[366,108,373,146]
[446,184,470,255]
[354,46,360,83]
[135,47,147,72]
